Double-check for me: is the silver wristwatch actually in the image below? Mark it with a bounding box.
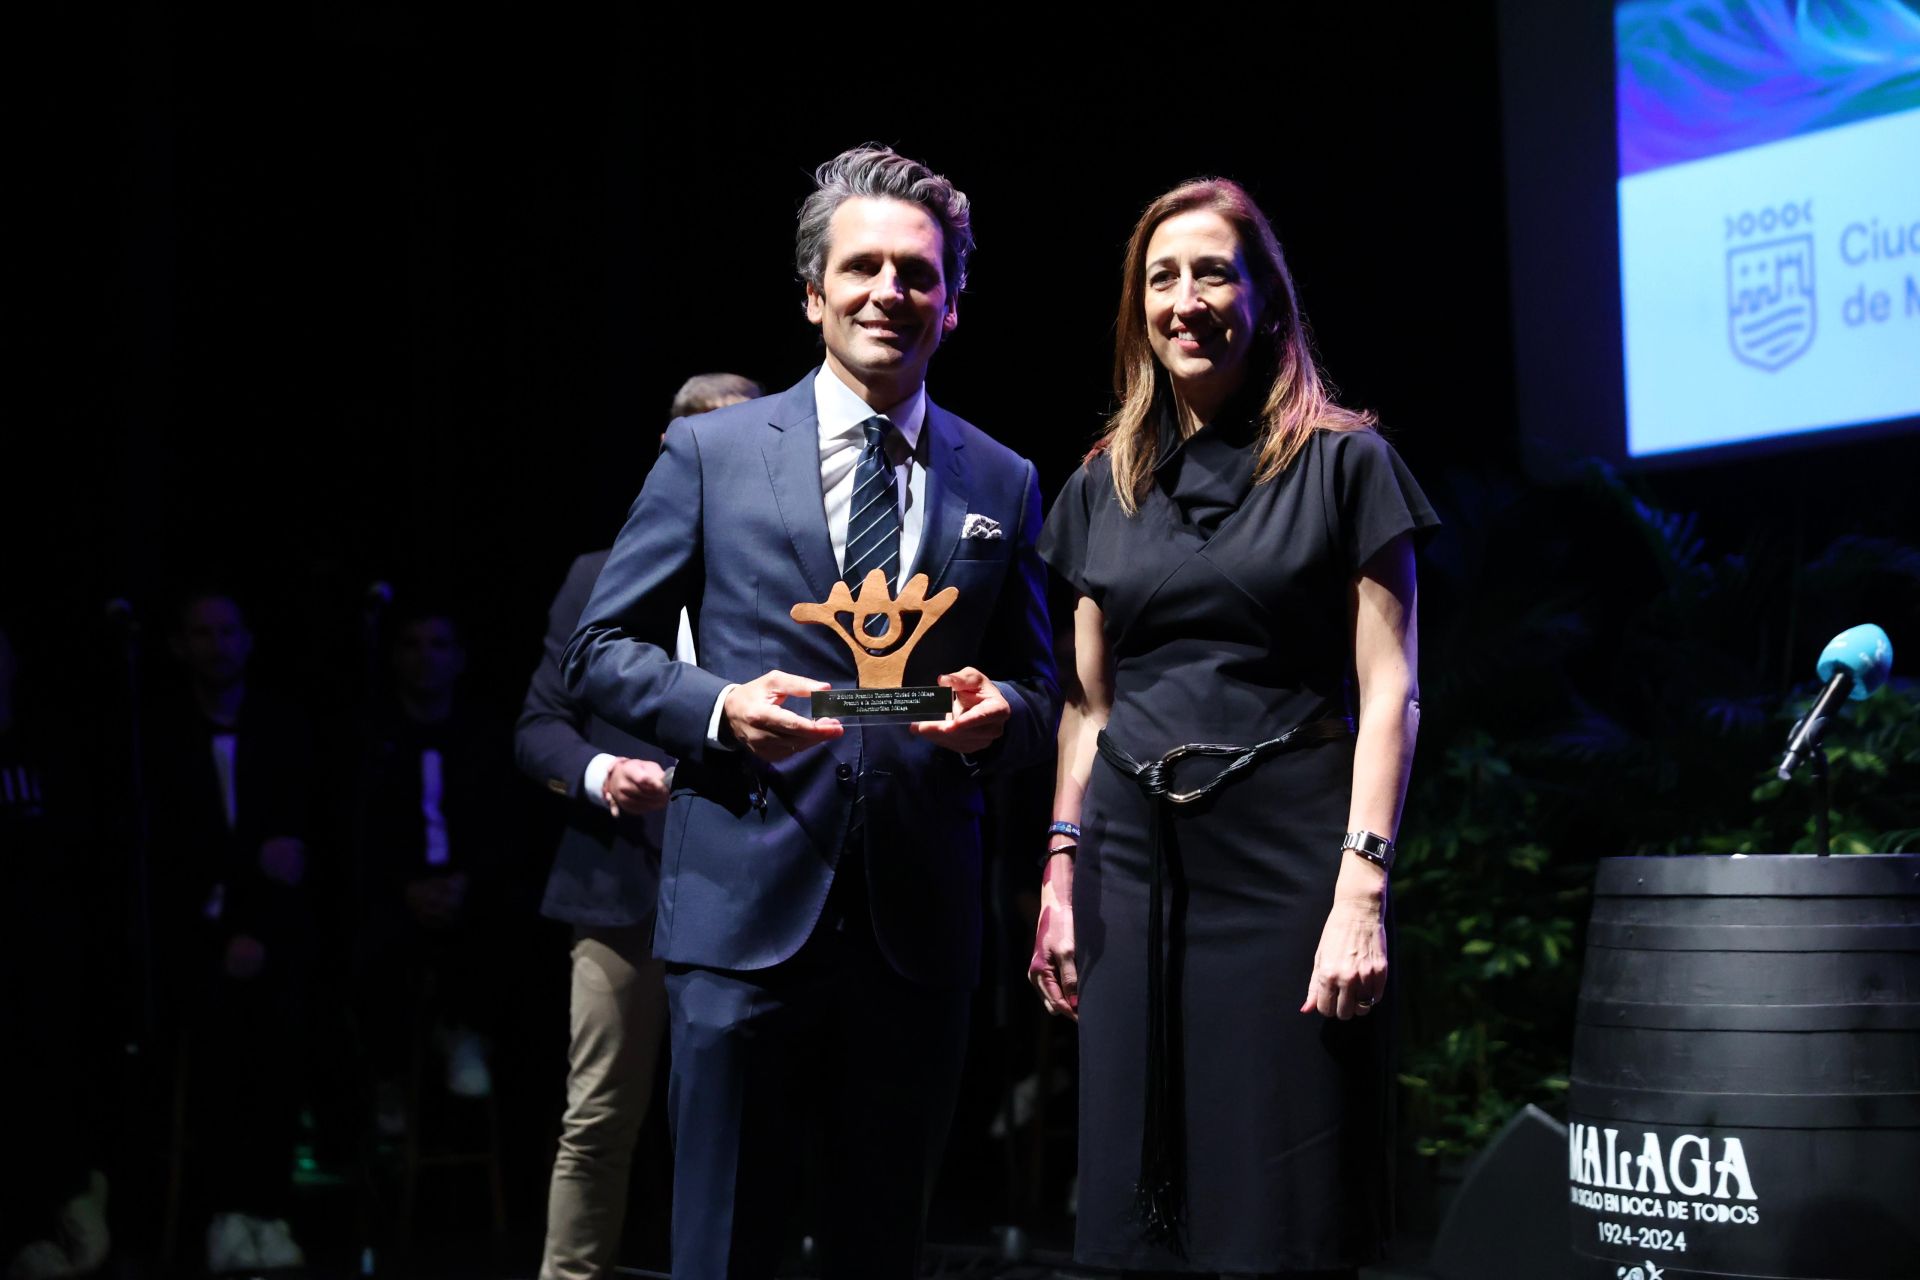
[1341,829,1396,873]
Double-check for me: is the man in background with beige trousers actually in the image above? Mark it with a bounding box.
[516,374,761,1278]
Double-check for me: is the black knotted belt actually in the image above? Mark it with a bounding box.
[1094,715,1355,1249]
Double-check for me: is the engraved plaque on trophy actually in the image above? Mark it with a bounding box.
[790,570,958,723]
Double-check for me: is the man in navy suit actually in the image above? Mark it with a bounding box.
[565,145,1058,1278]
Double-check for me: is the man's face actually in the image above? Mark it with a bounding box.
[394,618,466,700]
[805,196,957,399]
[176,597,252,690]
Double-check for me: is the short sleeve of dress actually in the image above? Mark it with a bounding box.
[1326,428,1441,574]
[1037,464,1097,598]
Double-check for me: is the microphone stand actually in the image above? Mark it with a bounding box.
[1809,742,1831,857]
[1781,672,1852,857]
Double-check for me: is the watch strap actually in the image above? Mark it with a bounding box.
[1342,829,1396,873]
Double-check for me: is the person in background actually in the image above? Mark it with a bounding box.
[670,372,762,423]
[0,621,111,1279]
[520,370,762,1280]
[0,623,50,831]
[147,590,315,1272]
[354,602,515,1125]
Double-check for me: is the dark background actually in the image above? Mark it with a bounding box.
[10,7,1522,707]
[10,3,1920,1270]
[15,5,1917,702]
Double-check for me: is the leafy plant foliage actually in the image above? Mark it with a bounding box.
[1395,463,1920,1161]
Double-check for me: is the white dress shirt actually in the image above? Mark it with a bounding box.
[210,732,239,831]
[704,366,928,747]
[813,365,929,579]
[420,747,450,866]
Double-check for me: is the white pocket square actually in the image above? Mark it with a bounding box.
[961,513,1003,540]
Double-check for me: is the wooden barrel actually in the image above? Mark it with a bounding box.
[1569,854,1920,1279]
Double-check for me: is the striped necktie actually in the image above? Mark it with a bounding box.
[843,416,903,614]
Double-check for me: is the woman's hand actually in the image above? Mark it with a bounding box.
[1035,595,1108,1024]
[1029,851,1079,1020]
[1307,530,1417,1021]
[1301,871,1388,1020]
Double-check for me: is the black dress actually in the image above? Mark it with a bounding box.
[1038,413,1437,1272]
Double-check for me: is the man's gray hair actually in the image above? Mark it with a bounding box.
[795,144,974,296]
[671,372,764,419]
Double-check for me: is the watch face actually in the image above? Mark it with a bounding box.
[1344,832,1394,870]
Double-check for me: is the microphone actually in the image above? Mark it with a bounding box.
[1778,624,1893,780]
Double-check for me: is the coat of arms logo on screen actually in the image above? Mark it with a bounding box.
[1727,234,1815,372]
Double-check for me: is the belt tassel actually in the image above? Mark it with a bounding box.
[1096,716,1354,1251]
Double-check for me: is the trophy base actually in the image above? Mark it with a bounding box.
[807,687,954,723]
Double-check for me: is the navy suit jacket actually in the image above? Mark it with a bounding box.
[564,374,1058,989]
[516,549,672,930]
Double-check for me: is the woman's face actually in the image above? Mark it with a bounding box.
[1142,209,1263,403]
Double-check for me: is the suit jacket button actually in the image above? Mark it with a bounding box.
[835,763,854,785]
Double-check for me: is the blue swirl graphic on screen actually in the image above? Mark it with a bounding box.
[1618,0,1920,176]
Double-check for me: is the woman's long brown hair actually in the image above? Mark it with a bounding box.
[1095,178,1375,514]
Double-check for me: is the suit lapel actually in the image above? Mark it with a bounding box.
[911,401,969,586]
[762,378,840,605]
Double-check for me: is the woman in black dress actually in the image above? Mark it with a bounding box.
[1030,178,1435,1275]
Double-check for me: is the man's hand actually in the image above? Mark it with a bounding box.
[723,670,844,762]
[224,934,266,980]
[404,872,470,929]
[603,756,669,816]
[907,668,1009,754]
[257,835,306,887]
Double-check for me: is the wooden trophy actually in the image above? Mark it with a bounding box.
[790,570,959,722]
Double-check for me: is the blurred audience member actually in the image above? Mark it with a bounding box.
[1,622,112,1278]
[0,624,49,831]
[354,602,514,1124]
[522,371,758,1279]
[147,591,315,1271]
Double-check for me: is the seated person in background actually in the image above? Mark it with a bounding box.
[1,620,112,1278]
[353,600,515,1117]
[146,589,315,1272]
